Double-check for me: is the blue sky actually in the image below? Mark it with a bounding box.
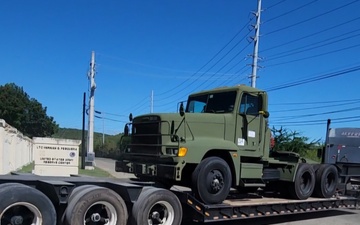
[1,0,360,141]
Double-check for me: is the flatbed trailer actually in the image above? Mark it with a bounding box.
[0,173,358,225]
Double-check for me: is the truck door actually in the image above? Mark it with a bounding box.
[235,92,264,153]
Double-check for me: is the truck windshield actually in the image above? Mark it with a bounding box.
[186,91,237,113]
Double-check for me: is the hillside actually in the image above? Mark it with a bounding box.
[52,128,123,158]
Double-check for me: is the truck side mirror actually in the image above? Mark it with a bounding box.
[259,110,270,118]
[124,124,129,136]
[129,113,133,122]
[179,103,185,117]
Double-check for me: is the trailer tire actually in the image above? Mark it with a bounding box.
[60,185,98,223]
[314,164,338,198]
[289,163,315,200]
[64,186,128,225]
[131,187,182,225]
[192,157,232,204]
[0,183,56,225]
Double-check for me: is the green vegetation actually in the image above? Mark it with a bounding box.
[0,83,59,138]
[52,128,125,159]
[18,161,113,178]
[271,127,322,162]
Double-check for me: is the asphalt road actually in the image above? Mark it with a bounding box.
[95,157,360,225]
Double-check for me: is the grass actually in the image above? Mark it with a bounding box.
[18,159,113,178]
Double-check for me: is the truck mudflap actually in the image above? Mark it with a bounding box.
[175,191,359,223]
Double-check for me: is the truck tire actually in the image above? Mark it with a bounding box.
[314,164,338,198]
[0,183,56,225]
[60,185,98,223]
[289,163,315,200]
[64,186,128,225]
[131,187,182,225]
[192,157,232,204]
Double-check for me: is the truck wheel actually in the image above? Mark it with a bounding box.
[64,186,128,225]
[314,164,338,198]
[192,157,232,204]
[131,187,182,225]
[0,183,56,225]
[60,185,98,223]
[289,163,315,200]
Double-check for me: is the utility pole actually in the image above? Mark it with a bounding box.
[86,51,96,168]
[150,90,154,113]
[102,118,105,145]
[250,0,262,88]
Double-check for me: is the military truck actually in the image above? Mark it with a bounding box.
[116,85,344,204]
[0,85,359,225]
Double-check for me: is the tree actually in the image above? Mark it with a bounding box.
[0,83,59,138]
[271,127,320,156]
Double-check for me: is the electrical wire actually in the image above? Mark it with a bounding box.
[270,100,360,113]
[265,0,287,10]
[264,43,360,68]
[154,18,254,97]
[266,29,360,60]
[261,16,360,53]
[263,0,360,36]
[266,65,360,92]
[265,0,319,23]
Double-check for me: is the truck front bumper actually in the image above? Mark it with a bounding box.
[115,160,179,181]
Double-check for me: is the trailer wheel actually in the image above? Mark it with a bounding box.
[64,186,128,225]
[192,157,232,204]
[289,163,315,200]
[61,185,98,223]
[314,164,338,198]
[0,183,56,225]
[131,187,182,225]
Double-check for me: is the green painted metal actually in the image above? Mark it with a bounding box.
[118,85,300,189]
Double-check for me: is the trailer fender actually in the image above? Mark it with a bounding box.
[0,183,56,225]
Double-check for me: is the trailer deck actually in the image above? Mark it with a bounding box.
[176,191,359,223]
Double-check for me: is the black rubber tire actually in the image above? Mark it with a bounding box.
[0,183,56,225]
[64,186,128,225]
[61,185,98,223]
[289,163,315,200]
[314,164,339,198]
[192,157,232,204]
[131,187,182,225]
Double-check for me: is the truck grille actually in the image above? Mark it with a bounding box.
[130,116,162,155]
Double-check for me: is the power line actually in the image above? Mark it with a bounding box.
[269,98,360,105]
[155,29,254,106]
[263,0,360,36]
[265,0,287,10]
[154,18,254,97]
[266,65,360,92]
[270,100,360,113]
[265,0,319,23]
[261,16,360,53]
[264,43,360,68]
[266,30,360,61]
[271,106,360,120]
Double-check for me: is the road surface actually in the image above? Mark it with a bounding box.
[95,157,360,225]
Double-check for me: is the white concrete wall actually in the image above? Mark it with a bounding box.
[0,119,33,174]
